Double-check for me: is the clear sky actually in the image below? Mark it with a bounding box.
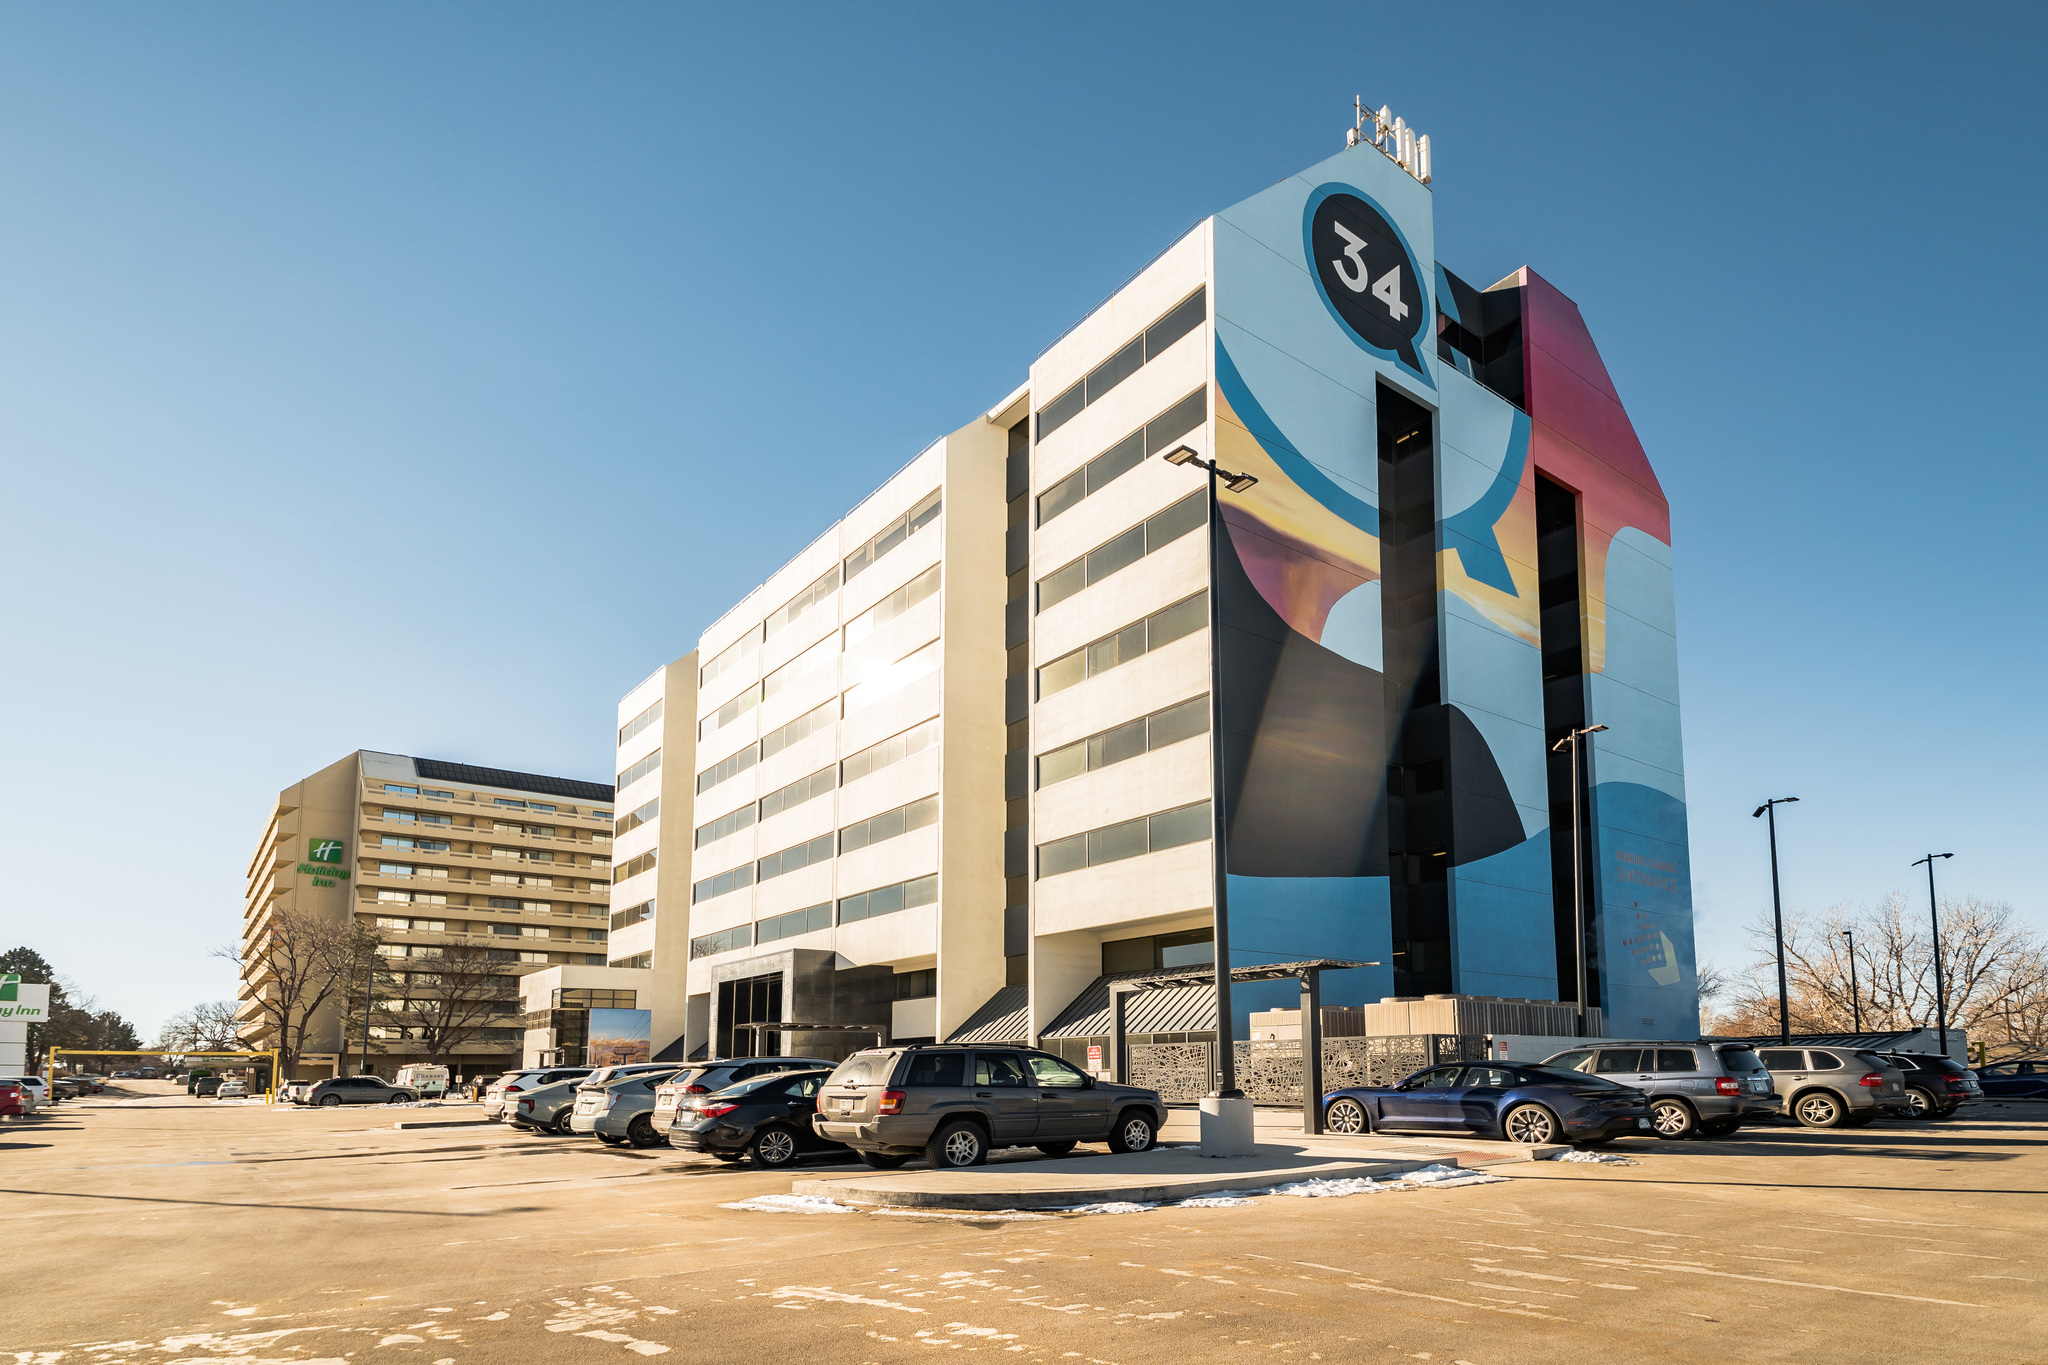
[2,4,2041,1038]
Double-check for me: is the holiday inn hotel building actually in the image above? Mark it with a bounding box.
[624,124,1698,1067]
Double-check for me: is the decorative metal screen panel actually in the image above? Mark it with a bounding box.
[1129,1041,1214,1102]
[1235,1041,1303,1104]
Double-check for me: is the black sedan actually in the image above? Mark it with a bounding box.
[1323,1062,1653,1145]
[667,1068,847,1168]
[1975,1059,2048,1099]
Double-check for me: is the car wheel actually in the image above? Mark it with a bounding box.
[1034,1140,1078,1157]
[1650,1099,1697,1140]
[750,1127,801,1169]
[1904,1087,1937,1120]
[386,1094,408,1105]
[1107,1110,1157,1154]
[626,1115,664,1149]
[1793,1091,1846,1128]
[927,1119,988,1169]
[318,1095,342,1108]
[1325,1098,1370,1135]
[858,1152,910,1169]
[1697,1118,1742,1138]
[551,1108,578,1135]
[1503,1103,1561,1145]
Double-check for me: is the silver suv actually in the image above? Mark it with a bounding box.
[1540,1041,1780,1139]
[1755,1046,1910,1127]
[813,1044,1165,1169]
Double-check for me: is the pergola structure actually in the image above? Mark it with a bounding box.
[1108,958,1376,1135]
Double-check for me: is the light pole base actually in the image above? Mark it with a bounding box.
[1198,1095,1256,1157]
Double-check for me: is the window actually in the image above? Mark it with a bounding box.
[1808,1050,1843,1070]
[701,627,762,687]
[837,874,937,925]
[1035,288,1206,442]
[1655,1049,1700,1073]
[489,923,520,936]
[591,810,611,821]
[839,795,938,854]
[585,928,607,942]
[695,803,757,848]
[841,718,939,785]
[617,748,661,789]
[608,952,653,970]
[618,698,663,746]
[755,902,832,945]
[844,489,942,581]
[892,968,937,1000]
[762,698,837,760]
[616,798,658,836]
[699,686,760,742]
[373,916,411,931]
[1037,490,1204,612]
[611,900,653,931]
[903,1051,964,1086]
[494,799,526,810]
[1039,592,1207,698]
[1038,695,1208,787]
[765,564,842,639]
[1036,800,1210,878]
[692,863,755,903]
[1037,388,1206,525]
[762,635,836,702]
[379,863,416,877]
[382,808,415,824]
[493,846,552,863]
[418,812,452,826]
[1027,1055,1086,1088]
[529,803,557,814]
[697,744,759,795]
[757,832,834,882]
[974,1052,1030,1087]
[384,784,419,796]
[1548,1049,1594,1072]
[690,926,750,959]
[614,850,656,883]
[760,766,835,820]
[486,896,521,909]
[1593,1049,1643,1073]
[555,987,639,1009]
[844,564,941,648]
[843,638,939,713]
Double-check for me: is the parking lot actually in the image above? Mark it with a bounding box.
[4,1081,2045,1363]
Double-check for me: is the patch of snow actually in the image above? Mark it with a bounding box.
[1055,1201,1156,1215]
[719,1194,857,1215]
[1172,1195,1258,1207]
[1544,1148,1639,1164]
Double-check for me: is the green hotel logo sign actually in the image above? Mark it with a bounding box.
[0,974,52,1021]
[301,838,350,888]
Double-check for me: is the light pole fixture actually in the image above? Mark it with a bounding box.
[1912,852,1954,1057]
[1549,723,1608,1036]
[1840,927,1862,1034]
[1158,443,1257,1102]
[1751,796,1799,1046]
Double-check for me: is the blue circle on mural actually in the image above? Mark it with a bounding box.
[1308,190,1427,372]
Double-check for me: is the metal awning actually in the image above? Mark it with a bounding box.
[1115,959,1375,991]
[946,985,1029,1044]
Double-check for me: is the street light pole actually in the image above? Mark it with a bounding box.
[1159,443,1257,1102]
[1550,724,1608,1036]
[1912,853,1954,1057]
[1751,797,1800,1047]
[1841,927,1862,1034]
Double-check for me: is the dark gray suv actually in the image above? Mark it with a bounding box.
[813,1044,1166,1169]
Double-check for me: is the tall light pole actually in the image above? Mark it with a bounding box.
[1160,443,1257,1101]
[1912,853,1954,1057]
[1840,927,1862,1034]
[1752,797,1800,1047]
[1550,723,1608,1036]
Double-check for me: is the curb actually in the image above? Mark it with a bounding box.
[793,1154,1458,1211]
[393,1118,494,1130]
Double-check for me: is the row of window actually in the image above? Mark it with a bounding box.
[378,943,594,965]
[617,748,661,790]
[381,783,454,800]
[691,793,939,902]
[611,900,652,931]
[379,786,607,821]
[843,716,939,785]
[1036,287,1206,441]
[704,629,940,744]
[614,850,656,883]
[694,715,940,848]
[756,832,835,883]
[616,798,657,837]
[767,563,842,639]
[381,836,450,853]
[845,489,941,581]
[838,794,938,854]
[761,764,835,821]
[1039,695,1208,788]
[687,874,940,957]
[1038,489,1204,613]
[1040,591,1207,698]
[608,952,654,970]
[844,563,939,649]
[380,809,454,827]
[1038,388,1205,526]
[1037,800,1210,878]
[618,697,661,747]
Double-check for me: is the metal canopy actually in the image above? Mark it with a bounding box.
[1113,959,1375,992]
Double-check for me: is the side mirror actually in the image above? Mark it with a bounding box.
[1081,1076,1096,1089]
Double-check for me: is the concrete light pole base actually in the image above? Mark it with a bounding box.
[1197,1095,1256,1157]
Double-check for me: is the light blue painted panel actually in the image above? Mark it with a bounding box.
[1450,833,1561,1000]
[1440,593,1550,820]
[1590,782,1696,1041]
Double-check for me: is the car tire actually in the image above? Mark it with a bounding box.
[318,1095,342,1108]
[626,1115,664,1149]
[750,1127,801,1169]
[1697,1118,1742,1138]
[858,1152,910,1169]
[1325,1098,1370,1135]
[1904,1087,1938,1120]
[386,1094,408,1105]
[927,1119,989,1169]
[1035,1140,1078,1157]
[551,1108,578,1135]
[1793,1091,1847,1128]
[1650,1099,1697,1140]
[1503,1103,1561,1145]
[1106,1110,1157,1154]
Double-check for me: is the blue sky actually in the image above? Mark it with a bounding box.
[2,5,2041,1036]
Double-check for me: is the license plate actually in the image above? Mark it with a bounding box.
[829,1097,855,1112]
[1750,1079,1767,1093]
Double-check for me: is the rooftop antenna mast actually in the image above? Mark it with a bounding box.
[1344,95,1431,185]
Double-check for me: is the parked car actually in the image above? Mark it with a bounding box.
[112,1070,138,1080]
[814,1044,1165,1169]
[1975,1058,2048,1099]
[1539,1042,1779,1139]
[1879,1052,1982,1119]
[1325,1062,1653,1146]
[484,1068,591,1121]
[507,1075,592,1133]
[216,1079,249,1099]
[0,1081,25,1117]
[72,1075,107,1094]
[2,1078,48,1112]
[304,1076,419,1107]
[670,1068,844,1168]
[1754,1047,1909,1127]
[191,1076,223,1098]
[651,1057,839,1132]
[570,1068,682,1147]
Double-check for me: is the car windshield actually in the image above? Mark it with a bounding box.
[1523,1066,1624,1088]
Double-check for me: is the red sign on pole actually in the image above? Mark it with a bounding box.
[1086,1045,1103,1071]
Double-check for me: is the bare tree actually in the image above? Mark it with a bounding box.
[159,1000,245,1053]
[213,906,363,1079]
[376,944,520,1065]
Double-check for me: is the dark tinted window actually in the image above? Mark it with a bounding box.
[1757,1050,1804,1071]
[1465,1067,1516,1088]
[1408,1066,1463,1090]
[1593,1049,1643,1073]
[904,1052,965,1087]
[1807,1051,1843,1070]
[1546,1050,1594,1072]
[1655,1049,1700,1073]
[1718,1047,1768,1074]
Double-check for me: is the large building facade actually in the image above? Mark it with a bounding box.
[628,126,1696,1064]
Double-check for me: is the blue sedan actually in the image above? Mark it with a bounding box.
[1323,1063,1655,1146]
[1975,1060,2048,1099]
